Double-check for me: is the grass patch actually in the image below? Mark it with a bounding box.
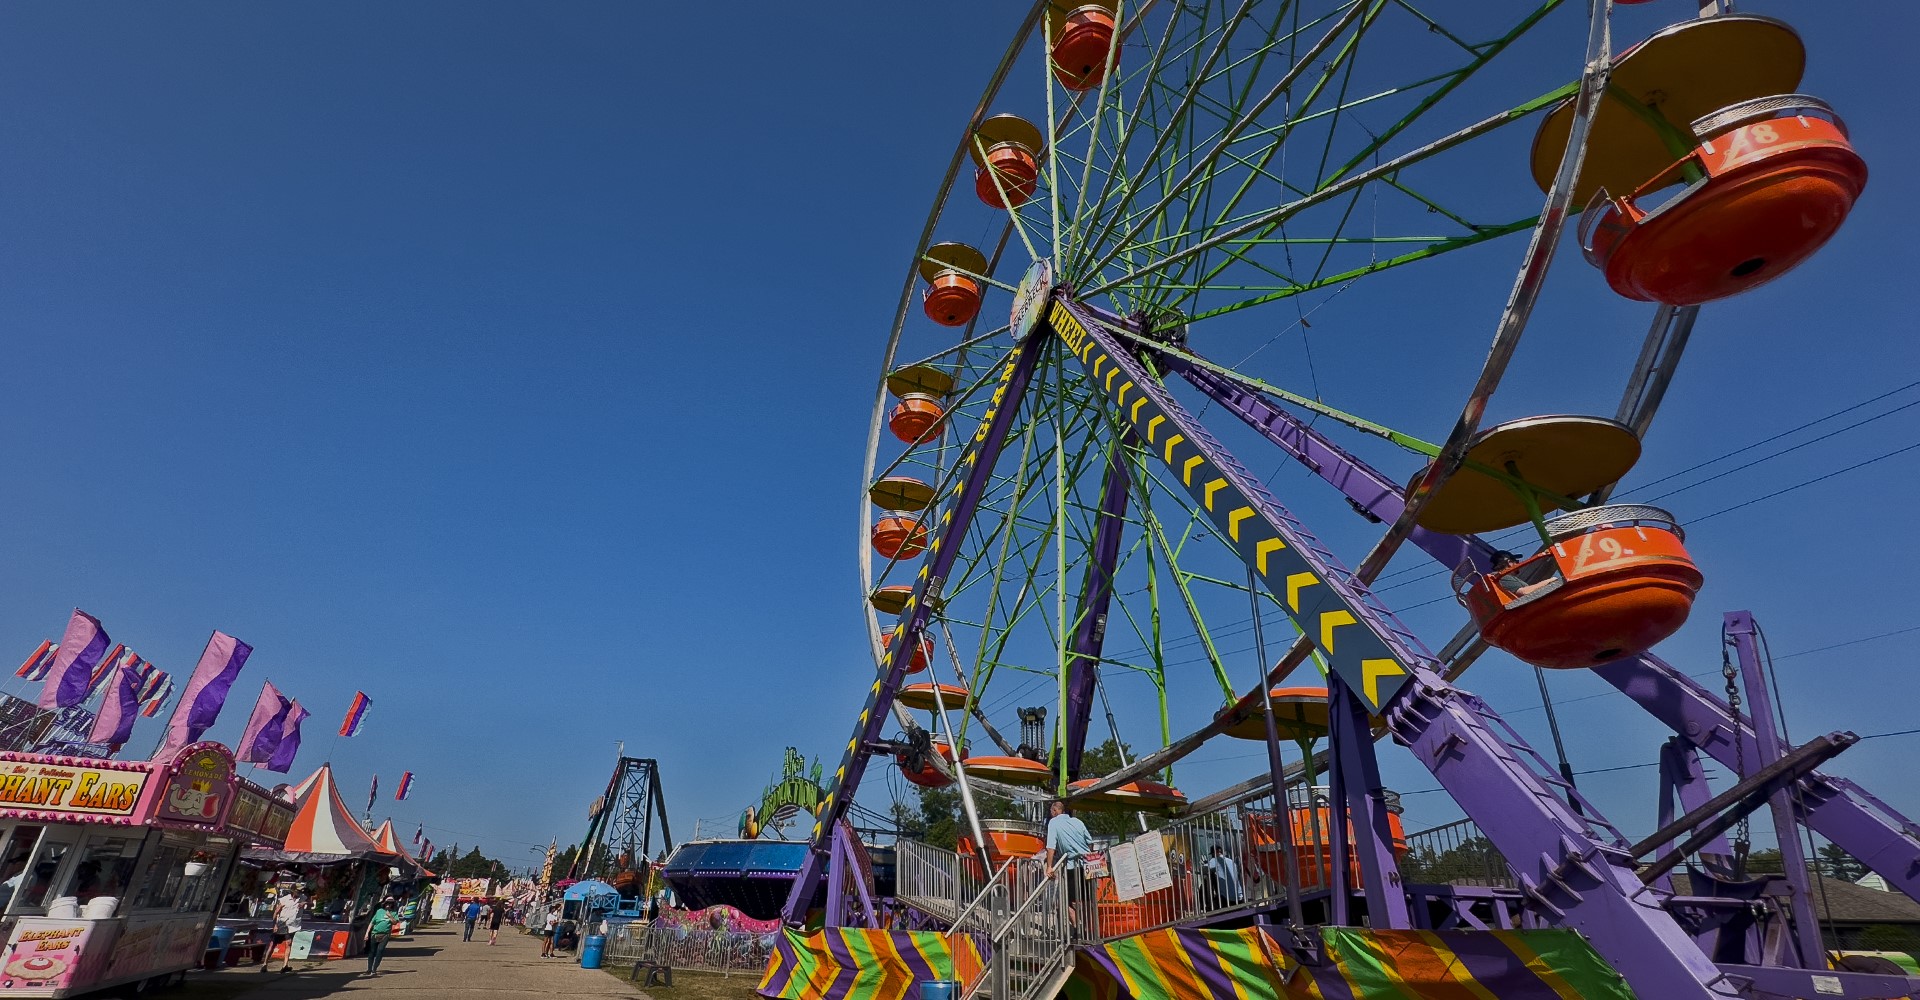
[600,965,765,999]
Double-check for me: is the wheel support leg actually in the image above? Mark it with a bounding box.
[785,332,1050,924]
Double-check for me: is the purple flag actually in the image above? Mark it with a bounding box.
[265,700,309,773]
[237,681,291,763]
[162,631,253,752]
[38,610,111,710]
[87,654,142,748]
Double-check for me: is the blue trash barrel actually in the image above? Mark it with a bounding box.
[207,926,236,969]
[580,934,607,970]
[921,981,960,1000]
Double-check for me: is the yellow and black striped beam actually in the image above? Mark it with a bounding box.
[1048,299,1424,712]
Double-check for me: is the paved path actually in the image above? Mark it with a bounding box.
[179,925,644,1000]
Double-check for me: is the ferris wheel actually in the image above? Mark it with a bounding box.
[780,2,1896,997]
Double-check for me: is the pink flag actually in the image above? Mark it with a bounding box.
[265,701,308,773]
[87,654,143,748]
[38,610,111,710]
[237,681,291,763]
[161,631,253,752]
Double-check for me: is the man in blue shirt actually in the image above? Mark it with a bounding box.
[1204,845,1243,906]
[1044,800,1094,932]
[461,899,481,942]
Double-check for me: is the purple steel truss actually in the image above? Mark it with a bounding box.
[801,295,1920,997]
[783,332,1047,923]
[1057,299,1738,997]
[1170,350,1920,997]
[1173,356,1920,904]
[1064,449,1132,778]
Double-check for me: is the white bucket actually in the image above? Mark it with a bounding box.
[46,897,80,919]
[82,896,118,919]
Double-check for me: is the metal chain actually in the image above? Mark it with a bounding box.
[1721,640,1752,870]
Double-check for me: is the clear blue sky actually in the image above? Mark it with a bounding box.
[1,2,1916,865]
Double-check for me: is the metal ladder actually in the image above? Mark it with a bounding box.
[940,857,1076,1000]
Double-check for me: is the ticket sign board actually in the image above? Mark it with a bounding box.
[0,757,147,819]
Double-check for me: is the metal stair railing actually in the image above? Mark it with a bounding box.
[943,856,1017,998]
[977,857,1074,1000]
[897,839,989,925]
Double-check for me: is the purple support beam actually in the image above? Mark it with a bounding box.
[784,331,1048,924]
[829,821,880,929]
[825,819,847,925]
[1598,655,1920,901]
[1168,351,1920,906]
[1658,737,1733,871]
[1726,611,1824,967]
[1064,451,1133,778]
[1383,674,1734,995]
[1328,675,1410,928]
[1170,362,1487,576]
[1050,299,1432,713]
[1059,305,1732,996]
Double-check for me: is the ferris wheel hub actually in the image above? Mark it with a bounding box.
[1008,258,1055,341]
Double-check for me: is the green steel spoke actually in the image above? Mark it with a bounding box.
[1083,81,1572,295]
[1075,3,1370,280]
[1323,0,1563,185]
[1086,0,1374,273]
[1171,215,1537,319]
[1072,0,1258,276]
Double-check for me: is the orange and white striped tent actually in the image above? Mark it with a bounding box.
[282,763,386,857]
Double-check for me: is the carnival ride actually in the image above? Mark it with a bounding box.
[569,755,673,897]
[663,749,902,921]
[769,1,1917,998]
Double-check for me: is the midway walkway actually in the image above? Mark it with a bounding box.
[169,925,649,1000]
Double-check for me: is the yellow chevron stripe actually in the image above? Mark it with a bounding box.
[1203,479,1228,511]
[1319,610,1357,653]
[1286,572,1317,611]
[1118,381,1135,406]
[1163,434,1184,463]
[1105,368,1118,391]
[1146,414,1165,442]
[1362,659,1407,706]
[1227,506,1255,542]
[1255,537,1284,574]
[1183,455,1204,485]
[1130,397,1147,422]
[1093,354,1107,377]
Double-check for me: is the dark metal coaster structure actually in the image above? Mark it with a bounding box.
[787,2,1905,998]
[570,755,673,891]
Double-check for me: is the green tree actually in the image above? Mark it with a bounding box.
[449,847,501,879]
[551,843,580,880]
[1819,843,1867,881]
[1746,847,1785,874]
[1399,836,1507,885]
[1076,738,1159,839]
[907,782,1028,851]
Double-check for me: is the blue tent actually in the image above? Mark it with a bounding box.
[563,878,618,902]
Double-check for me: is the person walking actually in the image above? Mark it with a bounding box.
[487,899,505,945]
[264,887,306,974]
[364,898,398,977]
[1044,799,1094,933]
[461,899,481,942]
